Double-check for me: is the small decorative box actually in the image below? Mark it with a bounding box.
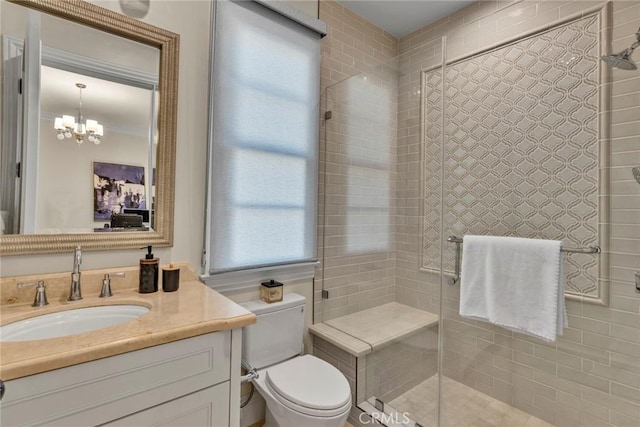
[260,279,283,303]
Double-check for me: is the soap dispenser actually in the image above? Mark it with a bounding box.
[139,246,159,293]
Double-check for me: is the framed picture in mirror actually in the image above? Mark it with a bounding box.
[93,162,146,221]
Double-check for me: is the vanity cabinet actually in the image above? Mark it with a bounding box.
[1,331,239,426]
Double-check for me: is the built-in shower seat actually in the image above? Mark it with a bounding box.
[309,302,438,357]
[310,303,439,422]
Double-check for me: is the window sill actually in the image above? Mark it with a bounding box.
[200,261,318,294]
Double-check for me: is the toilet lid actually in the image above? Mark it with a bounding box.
[266,355,351,413]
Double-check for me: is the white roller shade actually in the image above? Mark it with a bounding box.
[207,0,320,274]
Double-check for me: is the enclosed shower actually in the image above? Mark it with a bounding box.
[312,1,640,426]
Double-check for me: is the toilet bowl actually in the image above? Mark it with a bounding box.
[253,355,351,427]
[240,294,352,427]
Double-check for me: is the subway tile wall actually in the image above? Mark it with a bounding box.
[318,0,398,90]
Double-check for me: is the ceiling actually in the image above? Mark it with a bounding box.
[337,0,476,37]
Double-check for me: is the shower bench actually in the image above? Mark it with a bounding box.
[309,302,438,357]
[309,302,439,424]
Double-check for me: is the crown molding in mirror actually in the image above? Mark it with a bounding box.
[1,0,179,255]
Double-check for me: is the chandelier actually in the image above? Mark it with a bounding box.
[54,83,104,144]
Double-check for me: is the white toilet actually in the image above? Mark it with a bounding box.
[240,293,352,427]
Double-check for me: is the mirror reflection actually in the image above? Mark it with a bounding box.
[39,68,157,233]
[1,1,160,235]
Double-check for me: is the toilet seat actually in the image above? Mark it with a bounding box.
[265,355,351,417]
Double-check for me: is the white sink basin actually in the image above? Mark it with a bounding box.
[0,305,150,342]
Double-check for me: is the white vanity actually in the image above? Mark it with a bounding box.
[0,269,255,427]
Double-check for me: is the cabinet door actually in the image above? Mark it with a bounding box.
[104,383,230,427]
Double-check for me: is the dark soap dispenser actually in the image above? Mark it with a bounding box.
[139,245,159,293]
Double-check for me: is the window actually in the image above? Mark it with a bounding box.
[204,0,322,285]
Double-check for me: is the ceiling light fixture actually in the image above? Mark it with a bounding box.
[54,83,104,144]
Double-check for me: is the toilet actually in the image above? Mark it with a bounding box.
[240,293,352,427]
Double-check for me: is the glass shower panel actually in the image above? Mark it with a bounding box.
[319,58,398,323]
[437,1,640,427]
[319,63,399,424]
[317,34,446,427]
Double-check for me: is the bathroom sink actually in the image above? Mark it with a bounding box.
[0,305,150,342]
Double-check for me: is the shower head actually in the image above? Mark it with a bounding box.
[602,28,640,70]
[633,166,640,184]
[602,48,637,70]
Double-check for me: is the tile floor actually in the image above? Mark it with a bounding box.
[388,376,553,427]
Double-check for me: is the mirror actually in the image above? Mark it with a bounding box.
[0,0,178,255]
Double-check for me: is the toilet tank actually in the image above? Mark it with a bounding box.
[240,293,305,370]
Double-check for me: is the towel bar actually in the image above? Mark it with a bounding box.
[446,236,601,285]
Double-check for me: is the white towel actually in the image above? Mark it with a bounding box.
[459,235,567,343]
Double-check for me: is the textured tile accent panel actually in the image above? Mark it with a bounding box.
[421,14,610,304]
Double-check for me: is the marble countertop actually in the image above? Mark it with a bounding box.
[0,276,256,380]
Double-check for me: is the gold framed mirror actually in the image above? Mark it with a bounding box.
[1,0,178,255]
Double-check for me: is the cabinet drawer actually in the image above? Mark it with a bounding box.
[104,382,230,427]
[1,332,231,426]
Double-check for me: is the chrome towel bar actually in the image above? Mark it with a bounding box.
[446,236,601,285]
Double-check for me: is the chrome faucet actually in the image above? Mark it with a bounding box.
[68,246,83,301]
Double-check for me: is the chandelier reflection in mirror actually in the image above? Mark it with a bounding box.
[54,83,104,144]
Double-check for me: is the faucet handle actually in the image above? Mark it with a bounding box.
[17,281,49,307]
[73,245,82,271]
[16,281,37,289]
[100,272,125,298]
